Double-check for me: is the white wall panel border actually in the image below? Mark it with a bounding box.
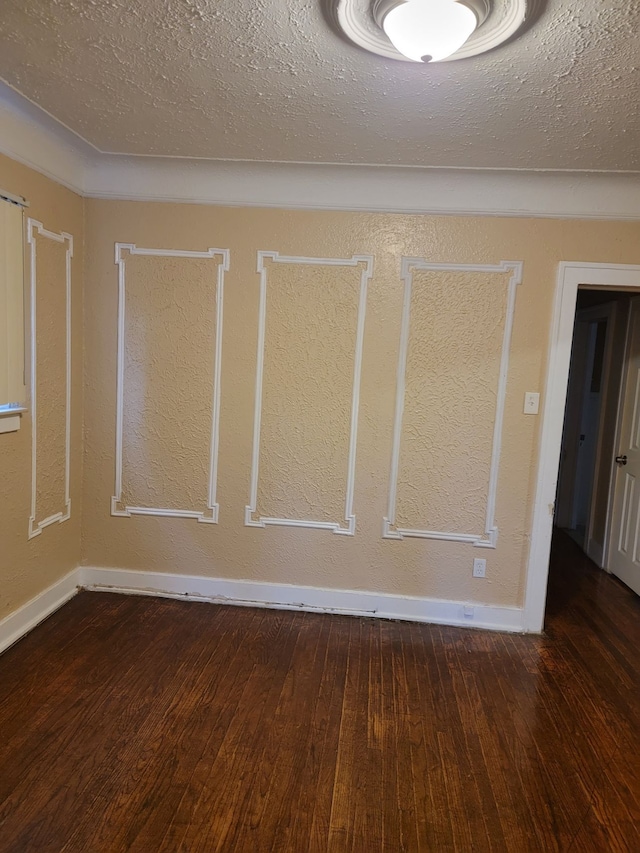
[111,243,229,523]
[245,252,373,535]
[383,259,522,548]
[26,219,73,539]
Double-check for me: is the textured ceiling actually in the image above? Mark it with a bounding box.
[0,0,638,171]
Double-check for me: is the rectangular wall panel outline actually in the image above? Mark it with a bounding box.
[111,243,229,523]
[245,251,373,535]
[27,218,73,539]
[383,259,523,549]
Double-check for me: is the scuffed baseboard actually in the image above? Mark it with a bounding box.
[0,564,527,657]
[80,566,525,633]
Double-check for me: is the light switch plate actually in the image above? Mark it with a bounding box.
[524,392,540,415]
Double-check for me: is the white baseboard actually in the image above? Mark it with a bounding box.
[79,566,525,633]
[0,569,80,655]
[0,565,527,658]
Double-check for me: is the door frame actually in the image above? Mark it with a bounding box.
[523,262,640,632]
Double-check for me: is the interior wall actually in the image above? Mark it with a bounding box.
[3,146,639,624]
[0,153,83,619]
[82,200,640,608]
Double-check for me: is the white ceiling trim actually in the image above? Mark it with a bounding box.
[2,84,640,220]
[0,83,88,195]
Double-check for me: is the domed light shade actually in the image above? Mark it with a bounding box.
[381,0,478,62]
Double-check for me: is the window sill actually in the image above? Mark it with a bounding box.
[0,407,27,434]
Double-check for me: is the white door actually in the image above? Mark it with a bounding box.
[608,298,640,595]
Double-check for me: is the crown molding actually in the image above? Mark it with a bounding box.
[0,83,89,195]
[86,155,640,220]
[2,82,640,220]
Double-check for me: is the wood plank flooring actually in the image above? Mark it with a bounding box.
[0,532,638,851]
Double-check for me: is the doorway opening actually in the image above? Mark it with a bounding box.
[555,289,631,567]
[524,262,640,634]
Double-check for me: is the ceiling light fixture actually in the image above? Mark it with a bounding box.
[377,0,484,63]
[328,0,545,63]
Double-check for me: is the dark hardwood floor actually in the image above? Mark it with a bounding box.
[0,534,638,852]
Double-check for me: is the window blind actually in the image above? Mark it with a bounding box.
[0,197,26,409]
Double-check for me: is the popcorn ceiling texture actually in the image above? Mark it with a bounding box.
[119,252,219,516]
[0,1,638,171]
[0,152,83,620]
[255,259,362,526]
[394,269,508,535]
[33,235,68,526]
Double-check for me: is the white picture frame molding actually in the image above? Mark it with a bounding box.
[111,243,229,523]
[524,261,640,632]
[383,259,522,548]
[245,251,373,535]
[27,219,73,539]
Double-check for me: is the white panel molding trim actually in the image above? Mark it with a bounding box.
[0,569,79,655]
[3,83,640,220]
[384,259,522,548]
[27,219,73,539]
[245,252,373,535]
[524,262,640,633]
[80,567,525,633]
[112,243,229,523]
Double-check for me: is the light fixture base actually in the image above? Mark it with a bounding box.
[328,0,545,63]
[372,0,491,30]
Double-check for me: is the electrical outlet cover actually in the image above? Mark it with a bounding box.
[473,558,486,578]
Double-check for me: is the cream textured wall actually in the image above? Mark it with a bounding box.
[2,150,639,628]
[0,153,83,619]
[82,200,640,608]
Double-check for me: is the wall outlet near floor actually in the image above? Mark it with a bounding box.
[524,391,540,415]
[473,558,487,578]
